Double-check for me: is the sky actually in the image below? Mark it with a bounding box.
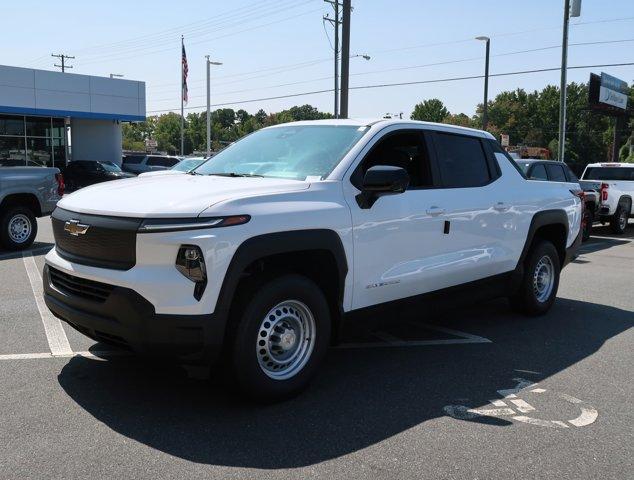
[4,0,634,119]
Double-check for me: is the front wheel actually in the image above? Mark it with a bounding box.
[0,206,38,250]
[510,240,561,316]
[228,274,331,401]
[610,205,629,234]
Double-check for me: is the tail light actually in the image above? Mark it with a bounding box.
[55,173,65,196]
[600,183,609,202]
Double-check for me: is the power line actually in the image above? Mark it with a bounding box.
[74,7,322,67]
[148,37,634,102]
[146,61,634,113]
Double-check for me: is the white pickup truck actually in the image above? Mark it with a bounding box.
[43,119,582,400]
[580,162,634,234]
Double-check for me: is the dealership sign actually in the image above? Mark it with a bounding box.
[598,73,628,110]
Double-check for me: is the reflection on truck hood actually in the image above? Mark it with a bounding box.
[58,174,310,217]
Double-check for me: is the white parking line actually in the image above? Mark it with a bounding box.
[0,350,129,361]
[22,253,73,356]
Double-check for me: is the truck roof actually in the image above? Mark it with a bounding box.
[584,162,634,168]
[265,118,496,140]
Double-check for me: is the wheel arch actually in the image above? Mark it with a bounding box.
[216,229,348,345]
[517,209,569,269]
[0,193,42,217]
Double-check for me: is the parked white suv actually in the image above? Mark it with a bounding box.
[43,119,582,399]
[580,162,633,234]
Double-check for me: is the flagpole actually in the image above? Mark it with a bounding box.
[180,35,184,156]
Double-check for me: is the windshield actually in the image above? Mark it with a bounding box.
[193,125,369,180]
[583,167,634,181]
[173,158,206,172]
[99,161,122,172]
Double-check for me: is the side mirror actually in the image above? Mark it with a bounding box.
[356,165,410,209]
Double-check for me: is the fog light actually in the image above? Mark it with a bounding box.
[176,245,207,300]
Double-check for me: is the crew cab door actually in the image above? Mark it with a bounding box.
[426,132,522,283]
[344,128,448,310]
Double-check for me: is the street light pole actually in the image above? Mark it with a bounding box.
[206,56,222,157]
[475,36,490,131]
[558,0,571,162]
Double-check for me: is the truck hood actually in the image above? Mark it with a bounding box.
[58,174,310,217]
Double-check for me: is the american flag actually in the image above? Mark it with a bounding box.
[182,43,188,104]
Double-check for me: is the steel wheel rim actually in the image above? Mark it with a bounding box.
[8,214,31,243]
[256,300,316,380]
[533,255,555,303]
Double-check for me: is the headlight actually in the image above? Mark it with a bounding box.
[139,215,250,233]
[175,245,207,300]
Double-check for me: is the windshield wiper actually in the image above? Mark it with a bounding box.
[209,172,264,178]
[187,170,202,175]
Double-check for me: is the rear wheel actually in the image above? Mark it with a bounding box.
[582,208,594,242]
[0,206,37,250]
[228,274,331,401]
[610,204,629,234]
[510,240,561,316]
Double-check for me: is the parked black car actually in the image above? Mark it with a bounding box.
[64,160,135,191]
[121,154,181,174]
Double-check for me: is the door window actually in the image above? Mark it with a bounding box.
[546,164,567,182]
[529,164,548,180]
[147,156,176,167]
[433,133,492,188]
[353,130,434,189]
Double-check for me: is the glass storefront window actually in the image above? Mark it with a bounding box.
[0,115,25,136]
[0,114,66,167]
[0,137,26,166]
[52,118,65,138]
[27,137,53,167]
[26,116,52,138]
[52,138,66,166]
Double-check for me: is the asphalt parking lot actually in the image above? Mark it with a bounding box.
[0,219,632,479]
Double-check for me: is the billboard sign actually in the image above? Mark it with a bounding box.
[598,73,628,110]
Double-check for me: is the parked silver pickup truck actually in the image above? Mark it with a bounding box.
[0,167,64,250]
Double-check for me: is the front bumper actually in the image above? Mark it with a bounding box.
[43,264,226,364]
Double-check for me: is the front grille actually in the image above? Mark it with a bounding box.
[49,267,115,303]
[51,208,142,270]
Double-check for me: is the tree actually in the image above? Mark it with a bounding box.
[154,112,183,155]
[410,99,449,123]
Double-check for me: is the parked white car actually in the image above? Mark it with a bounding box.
[43,119,582,400]
[580,162,634,234]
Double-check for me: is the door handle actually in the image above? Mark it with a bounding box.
[426,206,445,216]
[493,202,510,212]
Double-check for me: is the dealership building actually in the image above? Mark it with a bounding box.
[0,65,145,167]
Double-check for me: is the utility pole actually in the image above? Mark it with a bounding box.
[51,54,74,72]
[339,0,351,118]
[205,55,222,157]
[557,0,581,162]
[475,36,490,130]
[323,0,342,118]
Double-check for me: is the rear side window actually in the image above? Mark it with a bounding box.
[123,155,144,164]
[546,164,567,182]
[147,156,174,167]
[564,165,579,182]
[433,133,491,188]
[530,164,548,180]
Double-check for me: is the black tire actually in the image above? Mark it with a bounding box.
[582,208,594,242]
[509,240,561,316]
[228,274,331,401]
[610,204,629,234]
[0,206,38,251]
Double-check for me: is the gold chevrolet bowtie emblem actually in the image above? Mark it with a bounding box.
[64,219,89,236]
